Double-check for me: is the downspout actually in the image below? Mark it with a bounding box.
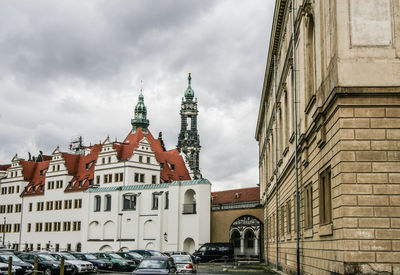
[273,54,279,270]
[291,0,301,274]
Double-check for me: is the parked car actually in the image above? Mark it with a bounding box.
[166,251,200,264]
[18,253,74,275]
[132,256,176,275]
[71,252,113,272]
[171,254,197,273]
[192,243,234,262]
[115,252,143,265]
[0,253,33,274]
[130,250,164,258]
[49,252,94,274]
[92,252,136,271]
[0,262,20,275]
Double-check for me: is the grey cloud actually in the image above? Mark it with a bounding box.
[0,0,275,190]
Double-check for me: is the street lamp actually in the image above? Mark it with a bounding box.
[2,217,6,246]
[118,213,123,251]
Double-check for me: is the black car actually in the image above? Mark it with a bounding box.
[132,256,176,275]
[192,242,234,262]
[92,252,136,272]
[19,253,74,275]
[129,250,164,258]
[0,253,33,275]
[71,252,113,272]
[115,252,143,265]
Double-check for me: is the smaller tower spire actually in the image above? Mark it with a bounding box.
[184,72,194,98]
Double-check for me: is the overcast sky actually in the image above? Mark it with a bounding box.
[0,1,274,191]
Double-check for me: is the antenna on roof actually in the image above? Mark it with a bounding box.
[69,136,84,155]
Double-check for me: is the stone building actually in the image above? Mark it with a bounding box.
[211,187,264,260]
[255,0,400,274]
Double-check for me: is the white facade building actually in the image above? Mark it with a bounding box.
[0,79,210,253]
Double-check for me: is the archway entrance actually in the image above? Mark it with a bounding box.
[183,238,195,253]
[229,215,262,260]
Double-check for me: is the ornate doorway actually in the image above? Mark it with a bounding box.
[229,215,262,260]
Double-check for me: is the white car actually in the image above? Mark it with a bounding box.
[50,253,94,274]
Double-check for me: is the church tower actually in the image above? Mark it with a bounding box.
[131,90,149,133]
[177,73,202,179]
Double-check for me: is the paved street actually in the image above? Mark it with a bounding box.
[107,263,275,275]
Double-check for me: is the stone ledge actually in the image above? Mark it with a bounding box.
[319,223,333,237]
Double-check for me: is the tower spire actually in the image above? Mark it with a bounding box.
[131,86,149,133]
[177,73,201,179]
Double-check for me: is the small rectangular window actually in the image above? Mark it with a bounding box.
[147,157,150,163]
[139,156,143,162]
[152,175,156,184]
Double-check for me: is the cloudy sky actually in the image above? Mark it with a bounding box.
[0,1,274,191]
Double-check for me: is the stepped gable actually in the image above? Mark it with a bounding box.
[21,160,50,196]
[116,127,190,182]
[65,144,102,193]
[0,164,11,171]
[211,187,260,205]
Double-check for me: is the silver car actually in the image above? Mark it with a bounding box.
[171,255,197,273]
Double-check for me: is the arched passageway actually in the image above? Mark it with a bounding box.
[229,215,263,260]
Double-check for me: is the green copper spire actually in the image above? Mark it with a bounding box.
[131,88,149,133]
[184,73,194,98]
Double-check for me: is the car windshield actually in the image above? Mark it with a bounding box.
[38,255,56,261]
[0,255,23,262]
[84,254,97,260]
[108,253,123,259]
[59,254,76,260]
[128,252,143,259]
[150,251,163,256]
[172,255,191,263]
[138,259,167,269]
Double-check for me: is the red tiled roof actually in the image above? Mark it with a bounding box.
[21,160,50,196]
[211,187,260,205]
[64,144,102,193]
[0,164,11,171]
[19,127,190,195]
[114,128,190,182]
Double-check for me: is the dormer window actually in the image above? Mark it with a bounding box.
[171,164,175,171]
[234,193,240,199]
[160,163,164,169]
[40,170,43,176]
[40,186,44,192]
[78,181,83,187]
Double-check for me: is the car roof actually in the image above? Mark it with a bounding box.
[142,256,169,260]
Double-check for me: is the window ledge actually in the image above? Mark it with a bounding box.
[304,94,316,114]
[304,228,313,238]
[319,223,333,237]
[122,208,136,211]
[289,132,295,144]
[283,146,289,157]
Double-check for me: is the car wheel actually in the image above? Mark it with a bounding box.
[221,256,229,263]
[44,268,52,275]
[93,266,98,273]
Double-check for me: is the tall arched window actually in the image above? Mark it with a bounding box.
[104,195,111,211]
[305,15,315,105]
[94,195,101,212]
